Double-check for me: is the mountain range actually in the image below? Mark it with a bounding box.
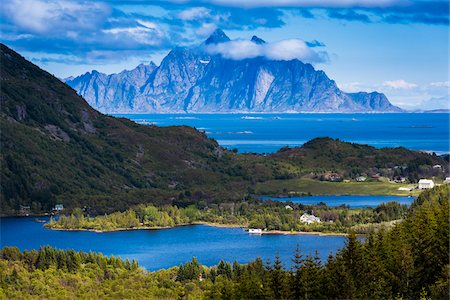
[66,29,401,114]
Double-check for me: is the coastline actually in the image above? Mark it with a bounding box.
[260,230,348,236]
[45,221,348,236]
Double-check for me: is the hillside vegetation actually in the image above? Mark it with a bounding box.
[272,137,447,181]
[1,185,448,299]
[0,44,254,214]
[1,43,448,215]
[46,200,409,234]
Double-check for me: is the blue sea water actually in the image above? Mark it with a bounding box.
[1,217,346,271]
[115,113,449,154]
[259,195,413,208]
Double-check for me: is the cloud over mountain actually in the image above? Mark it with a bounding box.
[206,38,328,63]
[383,80,418,89]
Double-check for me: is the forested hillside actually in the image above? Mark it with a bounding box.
[0,43,253,214]
[272,137,448,181]
[1,185,448,299]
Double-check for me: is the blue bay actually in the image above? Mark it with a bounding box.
[114,113,449,154]
[259,195,413,208]
[1,217,346,271]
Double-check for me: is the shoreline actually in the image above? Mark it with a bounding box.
[261,230,348,236]
[45,221,349,236]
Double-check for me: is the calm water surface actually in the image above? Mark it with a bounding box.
[259,195,414,208]
[1,217,347,271]
[115,113,449,154]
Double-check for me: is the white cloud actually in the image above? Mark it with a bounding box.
[137,20,158,29]
[196,23,218,37]
[338,82,369,92]
[178,7,211,20]
[265,39,320,61]
[206,38,327,62]
[3,0,110,34]
[382,79,417,89]
[185,0,399,8]
[102,25,164,46]
[0,33,34,41]
[430,81,450,88]
[207,40,262,60]
[400,96,449,111]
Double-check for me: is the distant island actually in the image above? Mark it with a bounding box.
[66,29,401,114]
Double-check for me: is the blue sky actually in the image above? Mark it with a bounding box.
[1,0,448,110]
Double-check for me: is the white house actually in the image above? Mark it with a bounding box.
[248,228,263,234]
[54,204,64,211]
[300,213,321,224]
[285,205,293,210]
[418,179,434,189]
[445,177,450,184]
[356,176,367,182]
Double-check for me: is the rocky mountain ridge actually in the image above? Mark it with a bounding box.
[66,29,401,113]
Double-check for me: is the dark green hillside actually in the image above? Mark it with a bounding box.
[0,44,250,214]
[272,137,448,180]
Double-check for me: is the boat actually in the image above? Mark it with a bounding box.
[248,228,263,234]
[35,219,46,223]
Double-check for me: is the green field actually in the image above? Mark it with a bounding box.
[255,178,420,196]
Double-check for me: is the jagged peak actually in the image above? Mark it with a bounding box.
[251,35,266,44]
[204,28,230,45]
[90,70,101,75]
[136,62,157,69]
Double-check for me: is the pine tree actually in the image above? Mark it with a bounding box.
[131,259,139,271]
[291,244,304,299]
[232,260,242,280]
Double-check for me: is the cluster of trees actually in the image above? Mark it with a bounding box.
[48,208,140,231]
[0,246,181,299]
[48,198,409,234]
[2,185,448,299]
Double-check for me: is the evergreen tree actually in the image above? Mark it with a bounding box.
[291,244,304,299]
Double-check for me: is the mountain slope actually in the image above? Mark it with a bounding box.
[272,137,448,178]
[0,44,249,214]
[66,29,401,113]
[65,63,157,112]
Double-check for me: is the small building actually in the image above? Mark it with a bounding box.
[444,177,450,184]
[418,179,434,189]
[285,205,293,210]
[432,164,442,169]
[356,176,367,182]
[19,205,31,216]
[300,213,321,224]
[53,204,64,211]
[394,176,407,183]
[398,187,413,191]
[248,228,263,234]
